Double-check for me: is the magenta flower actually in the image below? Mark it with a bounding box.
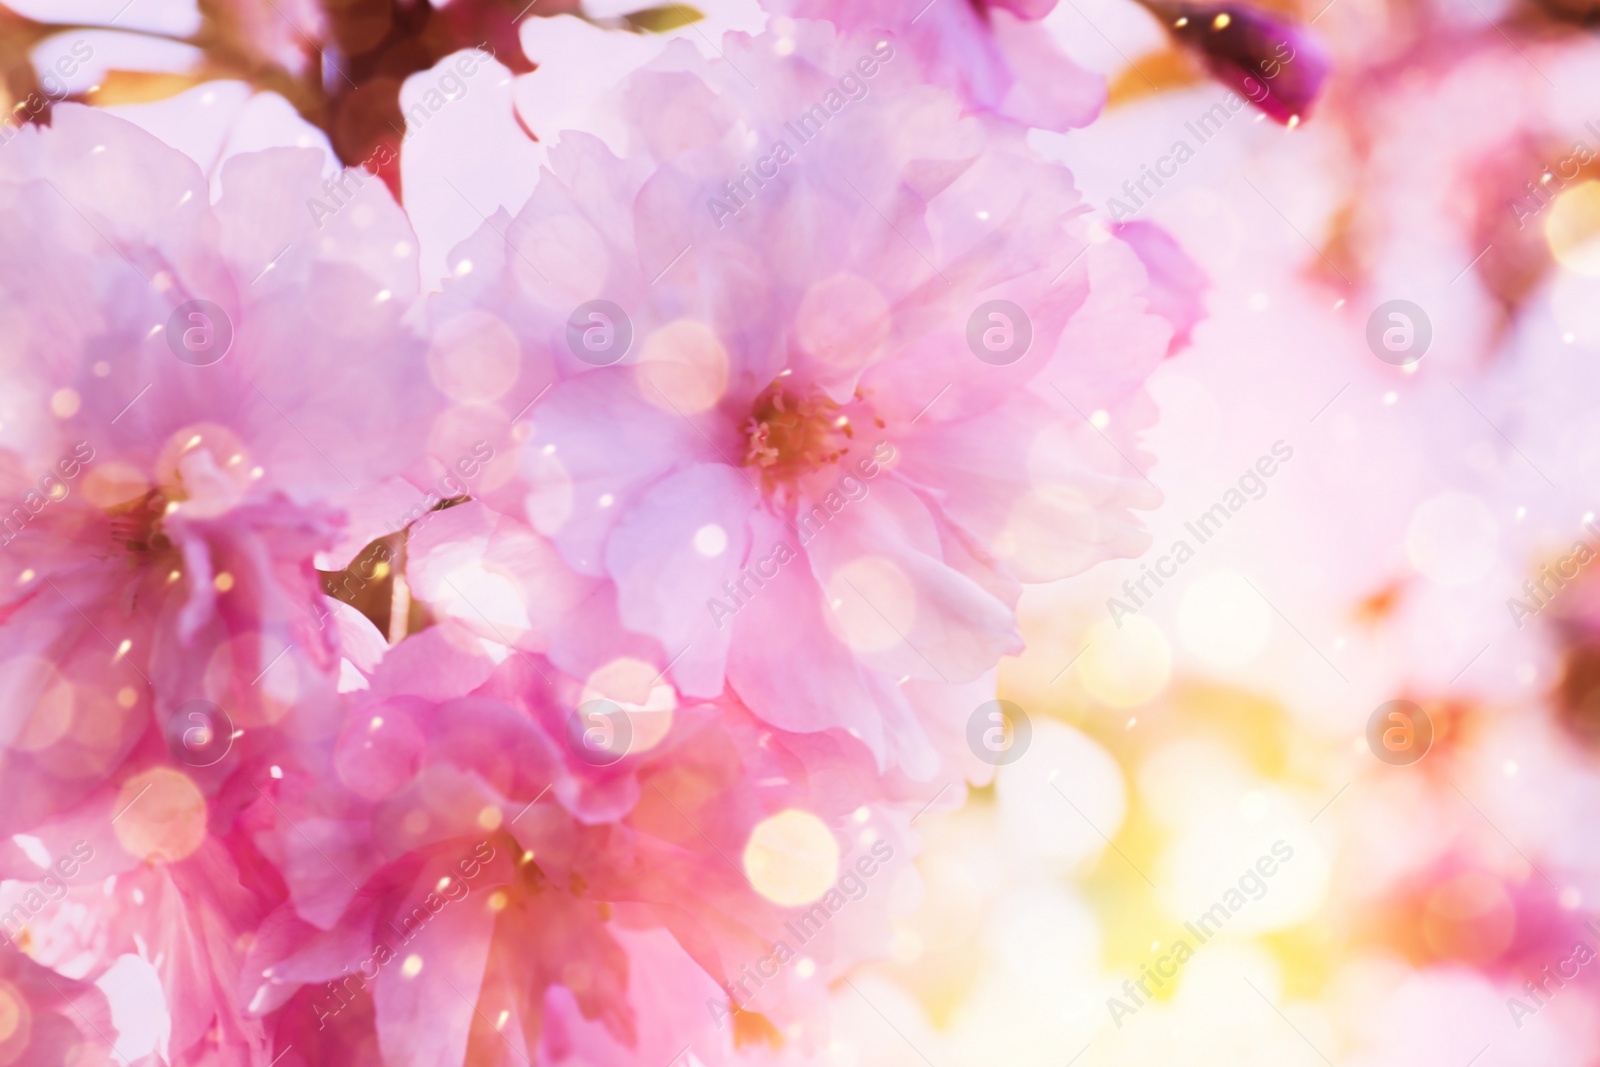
[244,633,925,1064]
[422,24,1175,775]
[0,943,119,1065]
[0,105,438,836]
[0,17,1205,1066]
[766,0,1106,131]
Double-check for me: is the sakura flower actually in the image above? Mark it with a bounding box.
[0,763,379,1067]
[30,818,288,1066]
[244,632,926,1065]
[0,105,437,836]
[0,943,118,1066]
[426,23,1175,775]
[765,0,1107,132]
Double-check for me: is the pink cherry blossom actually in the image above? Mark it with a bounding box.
[425,23,1175,775]
[765,0,1106,132]
[0,9,1237,1066]
[0,941,119,1066]
[0,104,438,835]
[244,630,928,1065]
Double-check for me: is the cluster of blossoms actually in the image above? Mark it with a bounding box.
[0,0,1241,1063]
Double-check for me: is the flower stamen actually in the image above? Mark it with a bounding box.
[743,382,852,488]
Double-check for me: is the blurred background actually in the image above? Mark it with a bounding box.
[6,0,1600,1063]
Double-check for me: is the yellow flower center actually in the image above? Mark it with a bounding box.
[743,382,856,489]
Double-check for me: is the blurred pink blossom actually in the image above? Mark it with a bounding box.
[766,0,1106,131]
[245,632,927,1064]
[0,105,438,836]
[424,23,1177,775]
